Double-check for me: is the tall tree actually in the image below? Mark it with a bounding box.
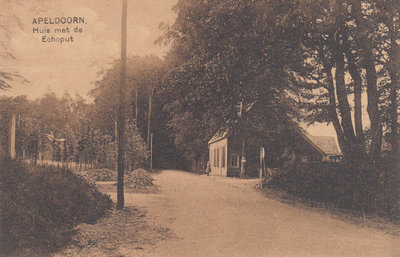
[374,0,400,160]
[161,0,399,165]
[160,0,306,173]
[351,0,382,160]
[91,55,167,168]
[287,0,400,162]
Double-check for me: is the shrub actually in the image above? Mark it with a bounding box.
[85,168,117,181]
[74,171,97,188]
[125,120,150,170]
[124,169,153,189]
[265,160,400,219]
[0,159,112,254]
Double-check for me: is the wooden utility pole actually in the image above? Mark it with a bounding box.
[239,102,246,178]
[150,133,153,170]
[240,136,246,178]
[135,88,138,125]
[9,113,16,159]
[114,119,118,171]
[259,145,264,188]
[116,0,127,210]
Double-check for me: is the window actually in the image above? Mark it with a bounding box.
[213,149,217,167]
[216,148,220,167]
[231,154,239,168]
[221,147,225,168]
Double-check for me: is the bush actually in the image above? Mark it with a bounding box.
[265,160,400,219]
[0,159,112,254]
[124,169,153,189]
[74,172,97,188]
[85,168,117,181]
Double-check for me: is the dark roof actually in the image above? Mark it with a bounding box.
[307,135,341,155]
[208,129,230,144]
[288,121,341,156]
[208,122,342,156]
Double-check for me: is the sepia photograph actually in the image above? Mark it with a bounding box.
[0,0,399,256]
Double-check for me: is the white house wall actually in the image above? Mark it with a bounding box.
[209,138,228,176]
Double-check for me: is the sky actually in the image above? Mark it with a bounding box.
[0,0,338,138]
[1,0,177,99]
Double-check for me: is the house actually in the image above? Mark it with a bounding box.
[208,129,231,176]
[306,135,342,162]
[208,125,342,177]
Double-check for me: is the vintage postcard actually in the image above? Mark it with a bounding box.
[1,0,399,256]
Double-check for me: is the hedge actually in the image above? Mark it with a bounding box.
[0,159,112,254]
[265,160,400,219]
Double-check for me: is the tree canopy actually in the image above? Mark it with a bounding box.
[160,0,309,161]
[159,0,399,164]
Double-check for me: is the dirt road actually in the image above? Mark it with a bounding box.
[57,170,400,257]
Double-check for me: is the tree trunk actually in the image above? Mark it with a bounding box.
[116,0,127,210]
[342,33,366,156]
[319,47,349,156]
[132,88,139,125]
[334,48,358,157]
[365,50,382,160]
[388,23,399,161]
[389,64,399,160]
[40,121,44,161]
[351,0,382,160]
[34,134,39,165]
[329,0,358,158]
[114,119,118,171]
[150,133,153,171]
[147,84,153,147]
[328,80,348,155]
[136,88,139,124]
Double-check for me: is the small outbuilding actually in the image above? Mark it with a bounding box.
[208,125,342,177]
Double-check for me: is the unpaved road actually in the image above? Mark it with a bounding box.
[58,170,400,257]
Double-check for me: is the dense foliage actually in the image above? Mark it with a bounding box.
[0,92,149,169]
[158,0,399,167]
[266,160,400,219]
[284,0,400,162]
[82,168,154,189]
[124,169,154,189]
[90,55,183,169]
[85,168,117,182]
[0,159,112,254]
[160,0,304,163]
